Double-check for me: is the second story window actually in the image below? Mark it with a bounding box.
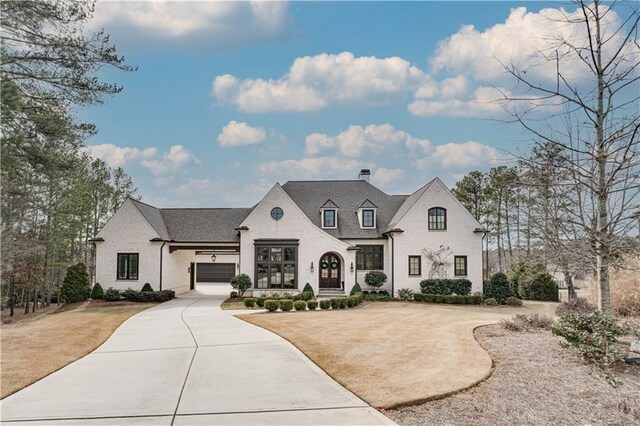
[362,209,375,228]
[428,207,447,230]
[323,209,337,228]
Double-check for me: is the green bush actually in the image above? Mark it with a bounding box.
[339,298,348,309]
[508,257,546,299]
[121,290,175,303]
[280,299,294,312]
[230,274,252,297]
[485,298,498,306]
[330,298,341,309]
[319,299,331,310]
[350,282,363,295]
[466,294,484,305]
[413,293,425,302]
[363,294,392,302]
[364,270,387,290]
[61,263,91,303]
[556,297,596,316]
[121,288,136,300]
[265,299,279,312]
[302,283,314,297]
[505,296,523,306]
[244,298,256,308]
[91,283,104,300]
[141,283,153,292]
[525,273,558,301]
[347,296,358,307]
[301,291,314,301]
[307,300,318,310]
[483,273,512,304]
[230,291,238,298]
[419,279,472,296]
[256,297,266,308]
[104,287,121,301]
[293,300,306,311]
[552,311,631,370]
[397,288,413,301]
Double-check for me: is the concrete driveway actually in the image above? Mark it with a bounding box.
[1,291,393,425]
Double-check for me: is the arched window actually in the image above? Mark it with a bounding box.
[428,207,447,230]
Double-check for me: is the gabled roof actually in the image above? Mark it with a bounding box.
[281,180,407,238]
[130,199,252,242]
[386,179,437,231]
[356,199,378,210]
[320,199,339,209]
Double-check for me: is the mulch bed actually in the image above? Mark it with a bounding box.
[387,324,640,425]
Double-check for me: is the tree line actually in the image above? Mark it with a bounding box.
[1,0,136,315]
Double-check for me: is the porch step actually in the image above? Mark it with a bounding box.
[318,290,346,296]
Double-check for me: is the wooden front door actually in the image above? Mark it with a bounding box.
[319,253,341,289]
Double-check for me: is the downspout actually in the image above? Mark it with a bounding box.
[389,233,395,297]
[159,241,166,291]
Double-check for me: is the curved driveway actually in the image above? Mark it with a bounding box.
[1,292,393,425]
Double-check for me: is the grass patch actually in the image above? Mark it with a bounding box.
[0,301,153,398]
[220,298,254,310]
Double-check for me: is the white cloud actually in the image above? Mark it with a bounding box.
[142,145,200,176]
[82,144,157,167]
[416,141,504,168]
[217,121,267,148]
[214,52,427,112]
[409,86,507,117]
[305,124,431,158]
[259,157,363,181]
[373,168,405,186]
[90,1,292,50]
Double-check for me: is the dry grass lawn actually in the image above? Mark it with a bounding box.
[238,300,557,408]
[0,301,153,398]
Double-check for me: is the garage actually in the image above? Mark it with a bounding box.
[195,263,236,283]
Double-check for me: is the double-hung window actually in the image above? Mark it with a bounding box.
[454,256,468,276]
[428,207,447,230]
[409,256,421,276]
[362,209,375,228]
[323,209,337,228]
[117,253,139,280]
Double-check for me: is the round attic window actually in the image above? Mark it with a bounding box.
[271,207,284,221]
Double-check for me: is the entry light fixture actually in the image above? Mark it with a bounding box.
[211,254,217,263]
[310,261,314,272]
[350,262,354,273]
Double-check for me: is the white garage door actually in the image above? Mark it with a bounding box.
[196,263,235,283]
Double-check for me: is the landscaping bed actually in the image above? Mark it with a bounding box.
[388,323,640,425]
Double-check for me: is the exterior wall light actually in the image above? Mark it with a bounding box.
[350,262,354,273]
[211,254,217,263]
[310,262,314,272]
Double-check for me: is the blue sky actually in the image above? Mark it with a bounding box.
[79,1,621,207]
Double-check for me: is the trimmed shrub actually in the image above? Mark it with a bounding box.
[319,299,331,310]
[301,291,314,301]
[91,283,104,300]
[230,291,238,298]
[265,299,279,312]
[121,288,136,300]
[104,287,121,301]
[483,273,512,304]
[256,297,266,308]
[330,298,341,309]
[466,294,483,304]
[122,290,175,303]
[505,296,523,306]
[350,282,363,296]
[362,290,370,295]
[230,274,252,297]
[552,311,631,370]
[525,273,558,302]
[340,298,348,309]
[244,298,256,308]
[414,293,425,302]
[419,279,472,296]
[61,263,91,303]
[378,290,390,296]
[302,283,314,297]
[363,294,392,302]
[280,299,294,312]
[347,296,358,307]
[307,300,318,310]
[485,298,498,306]
[556,297,596,316]
[141,283,153,292]
[364,270,388,290]
[294,300,306,311]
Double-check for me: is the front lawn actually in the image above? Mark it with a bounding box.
[237,301,556,408]
[0,300,153,398]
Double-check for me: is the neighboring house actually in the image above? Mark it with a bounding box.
[92,170,485,296]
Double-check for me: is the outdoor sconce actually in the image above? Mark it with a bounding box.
[187,266,191,274]
[211,254,217,263]
[350,262,354,273]
[310,262,314,272]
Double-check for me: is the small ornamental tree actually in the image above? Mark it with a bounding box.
[91,283,104,299]
[483,272,512,304]
[141,283,153,292]
[364,271,387,291]
[526,273,559,302]
[230,274,252,297]
[61,263,91,303]
[302,282,314,297]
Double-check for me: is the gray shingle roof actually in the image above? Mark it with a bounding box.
[281,180,407,238]
[130,199,251,242]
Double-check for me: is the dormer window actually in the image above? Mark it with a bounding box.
[357,199,378,229]
[428,207,447,230]
[322,209,337,228]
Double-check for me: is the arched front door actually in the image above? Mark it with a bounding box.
[319,253,341,289]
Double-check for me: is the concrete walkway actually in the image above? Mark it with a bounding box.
[1,291,393,425]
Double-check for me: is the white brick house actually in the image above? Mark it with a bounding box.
[92,170,485,296]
